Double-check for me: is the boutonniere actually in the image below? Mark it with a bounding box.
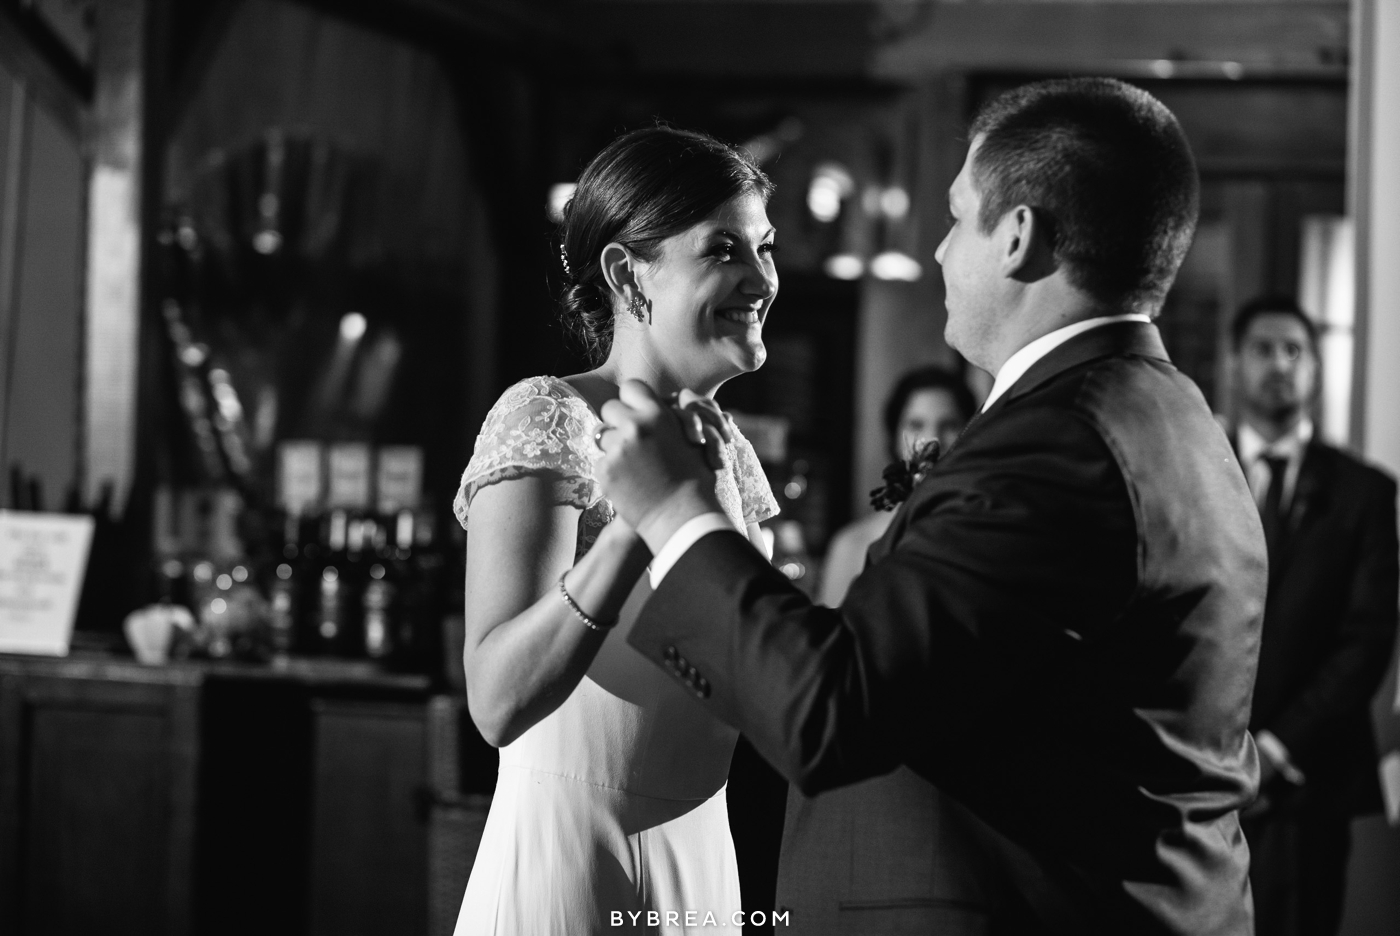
[870,439,942,512]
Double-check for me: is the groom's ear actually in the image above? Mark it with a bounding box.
[1001,205,1057,283]
[600,242,642,307]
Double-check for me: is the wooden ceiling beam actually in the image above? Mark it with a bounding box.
[291,0,563,56]
[874,2,1350,79]
[553,1,1347,81]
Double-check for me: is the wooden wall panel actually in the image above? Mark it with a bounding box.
[1,72,84,510]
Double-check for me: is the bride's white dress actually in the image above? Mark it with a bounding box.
[451,376,778,935]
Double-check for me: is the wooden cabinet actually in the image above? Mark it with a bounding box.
[308,700,428,936]
[0,655,438,936]
[0,660,202,936]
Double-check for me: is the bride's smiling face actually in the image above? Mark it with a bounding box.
[631,192,778,392]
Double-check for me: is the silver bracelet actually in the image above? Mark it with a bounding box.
[558,573,615,632]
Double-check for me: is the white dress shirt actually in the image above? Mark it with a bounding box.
[648,513,742,588]
[979,313,1152,413]
[1237,418,1313,514]
[650,314,1152,588]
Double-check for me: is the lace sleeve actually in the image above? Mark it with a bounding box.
[453,377,603,529]
[729,423,780,526]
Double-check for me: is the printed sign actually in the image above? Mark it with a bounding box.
[326,443,372,509]
[376,446,423,514]
[0,511,95,656]
[278,440,324,516]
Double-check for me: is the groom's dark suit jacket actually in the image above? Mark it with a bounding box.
[629,321,1267,935]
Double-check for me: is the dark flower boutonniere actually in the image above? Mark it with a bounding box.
[870,439,942,512]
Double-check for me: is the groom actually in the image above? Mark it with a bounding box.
[595,78,1265,935]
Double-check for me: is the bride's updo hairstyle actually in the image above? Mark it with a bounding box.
[558,126,773,365]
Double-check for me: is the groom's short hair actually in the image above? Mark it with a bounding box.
[969,78,1199,313]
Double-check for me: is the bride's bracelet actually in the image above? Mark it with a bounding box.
[558,573,617,632]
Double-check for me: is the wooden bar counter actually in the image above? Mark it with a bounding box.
[0,652,449,936]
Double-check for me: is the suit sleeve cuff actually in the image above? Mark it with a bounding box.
[648,513,735,589]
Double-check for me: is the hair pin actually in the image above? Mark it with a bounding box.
[559,243,573,280]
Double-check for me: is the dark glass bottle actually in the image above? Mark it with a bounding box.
[404,509,447,676]
[362,565,395,661]
[362,516,395,661]
[382,509,416,665]
[154,557,191,610]
[315,509,350,654]
[266,513,301,655]
[340,516,370,657]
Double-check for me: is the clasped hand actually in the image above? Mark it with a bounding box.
[594,380,731,549]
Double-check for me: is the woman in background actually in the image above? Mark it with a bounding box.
[818,366,976,606]
[452,127,780,934]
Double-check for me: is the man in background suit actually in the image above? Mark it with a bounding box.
[595,77,1266,935]
[1229,296,1399,936]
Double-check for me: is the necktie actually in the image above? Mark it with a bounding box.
[1259,455,1288,554]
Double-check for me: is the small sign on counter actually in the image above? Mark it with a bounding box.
[327,443,372,510]
[0,511,95,656]
[376,446,423,514]
[278,440,324,516]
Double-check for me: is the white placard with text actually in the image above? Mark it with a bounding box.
[278,440,324,516]
[0,511,95,656]
[376,446,423,514]
[327,443,372,510]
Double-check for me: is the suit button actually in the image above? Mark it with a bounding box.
[663,646,678,662]
[685,665,699,681]
[695,681,711,699]
[675,655,690,671]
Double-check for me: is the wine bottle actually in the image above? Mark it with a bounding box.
[315,509,350,654]
[380,509,415,664]
[362,556,395,661]
[266,512,301,655]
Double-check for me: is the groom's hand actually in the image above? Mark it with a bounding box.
[596,380,725,552]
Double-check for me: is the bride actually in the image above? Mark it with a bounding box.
[451,126,781,934]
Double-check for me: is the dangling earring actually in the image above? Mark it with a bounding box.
[628,294,647,324]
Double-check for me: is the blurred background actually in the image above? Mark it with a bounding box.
[0,1,1397,934]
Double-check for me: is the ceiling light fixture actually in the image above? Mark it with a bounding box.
[870,251,922,282]
[823,254,864,280]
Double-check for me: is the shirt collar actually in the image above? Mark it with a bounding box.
[1238,418,1313,466]
[980,314,1153,413]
